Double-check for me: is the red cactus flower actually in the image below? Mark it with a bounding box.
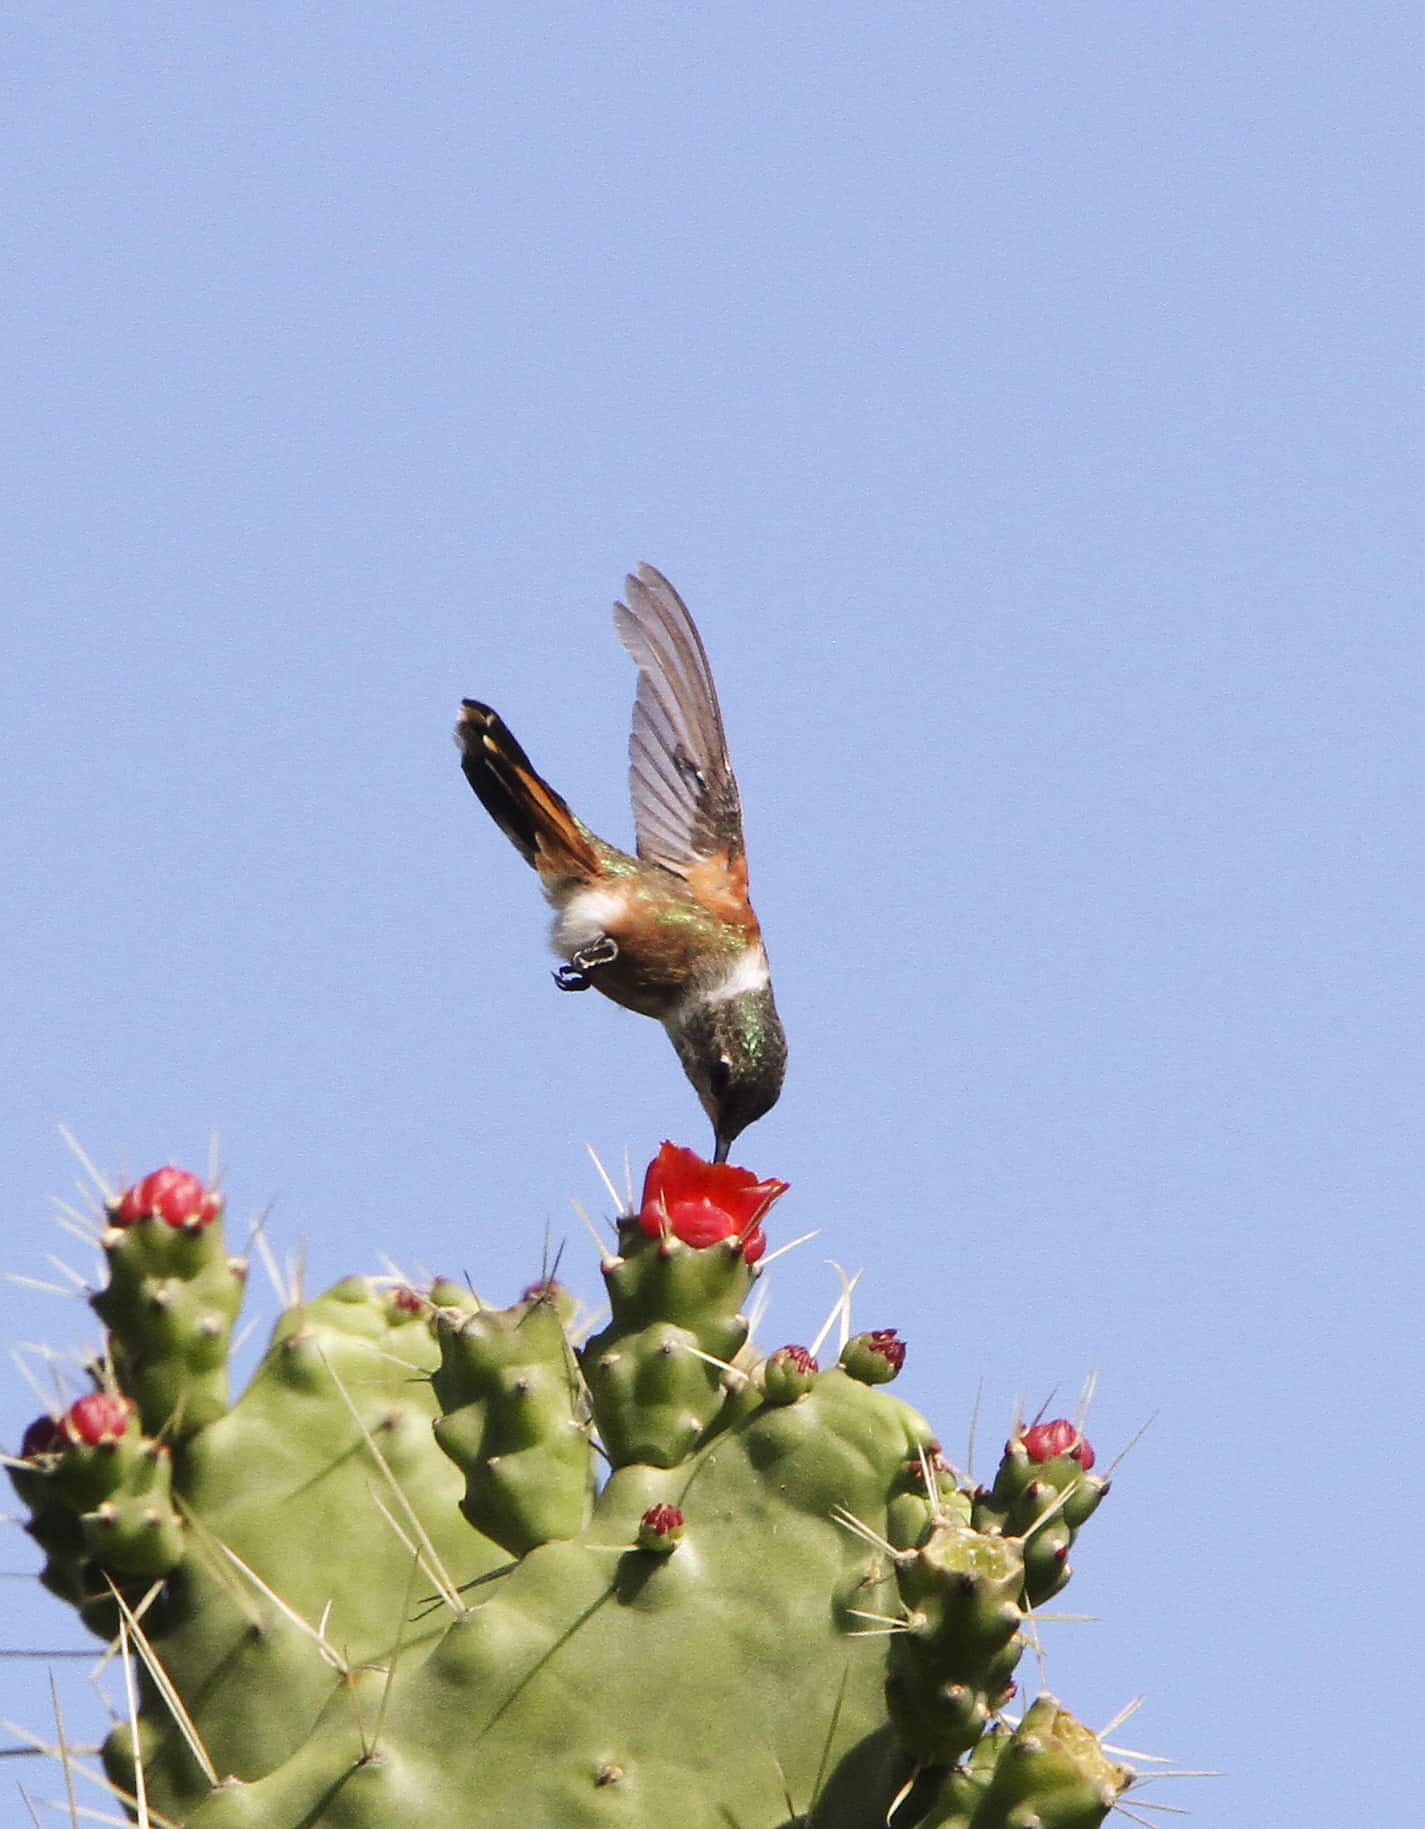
[63,1392,132,1447]
[20,1414,64,1458]
[636,1503,685,1553]
[111,1166,222,1231]
[1020,1418,1096,1471]
[637,1143,788,1265]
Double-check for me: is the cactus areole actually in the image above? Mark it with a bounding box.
[8,1151,1137,1827]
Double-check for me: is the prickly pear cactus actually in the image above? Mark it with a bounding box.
[7,1147,1136,1827]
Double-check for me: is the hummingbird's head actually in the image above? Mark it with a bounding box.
[672,986,788,1165]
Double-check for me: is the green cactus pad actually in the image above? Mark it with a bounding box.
[579,1219,756,1467]
[431,1287,594,1553]
[887,1517,1027,1764]
[96,1275,505,1812]
[973,1436,1107,1609]
[7,1158,1140,1828]
[920,1694,1133,1828]
[165,1367,937,1827]
[92,1204,246,1437]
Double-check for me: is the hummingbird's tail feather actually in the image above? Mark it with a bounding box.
[457,701,602,881]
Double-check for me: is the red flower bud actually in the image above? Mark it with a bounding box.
[63,1392,133,1447]
[636,1503,685,1553]
[863,1329,906,1373]
[111,1166,222,1230]
[1020,1419,1095,1471]
[20,1414,64,1458]
[763,1344,819,1405]
[637,1142,787,1265]
[839,1328,906,1385]
[391,1286,425,1314]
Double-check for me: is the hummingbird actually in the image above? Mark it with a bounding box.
[456,563,787,1163]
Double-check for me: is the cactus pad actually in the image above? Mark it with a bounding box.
[7,1152,1139,1827]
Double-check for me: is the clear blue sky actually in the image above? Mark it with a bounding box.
[2,6,1418,1821]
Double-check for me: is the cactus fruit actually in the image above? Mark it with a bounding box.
[7,1150,1139,1827]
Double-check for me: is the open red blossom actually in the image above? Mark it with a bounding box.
[637,1143,788,1266]
[1021,1419,1096,1471]
[112,1166,222,1230]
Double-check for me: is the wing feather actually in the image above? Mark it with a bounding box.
[613,564,745,874]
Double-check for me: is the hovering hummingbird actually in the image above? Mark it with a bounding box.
[457,564,787,1163]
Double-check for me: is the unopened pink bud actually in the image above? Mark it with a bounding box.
[1020,1419,1095,1470]
[112,1167,222,1230]
[636,1504,685,1553]
[64,1393,132,1447]
[20,1414,64,1458]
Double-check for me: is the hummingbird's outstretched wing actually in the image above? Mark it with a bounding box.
[613,565,747,879]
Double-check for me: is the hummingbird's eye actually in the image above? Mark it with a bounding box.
[709,1055,734,1099]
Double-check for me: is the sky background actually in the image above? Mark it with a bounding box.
[2,5,1419,1822]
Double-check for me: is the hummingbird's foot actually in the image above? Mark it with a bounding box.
[552,935,619,991]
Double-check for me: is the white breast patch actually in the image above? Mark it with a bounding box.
[552,884,628,956]
[699,945,771,1006]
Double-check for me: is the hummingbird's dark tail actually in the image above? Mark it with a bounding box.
[456,701,602,882]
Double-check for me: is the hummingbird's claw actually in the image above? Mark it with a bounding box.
[554,935,620,992]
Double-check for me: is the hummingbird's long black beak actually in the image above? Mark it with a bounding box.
[713,1133,731,1164]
